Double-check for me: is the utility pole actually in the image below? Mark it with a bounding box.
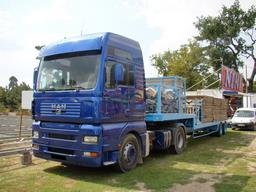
[245,64,248,107]
[246,65,248,94]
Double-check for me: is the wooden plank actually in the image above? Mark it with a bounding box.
[187,95,228,123]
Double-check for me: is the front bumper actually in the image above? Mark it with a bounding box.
[32,121,112,167]
[231,122,255,129]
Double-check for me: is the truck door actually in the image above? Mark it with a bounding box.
[128,63,145,120]
[103,60,130,122]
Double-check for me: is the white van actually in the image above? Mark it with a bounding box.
[231,108,256,130]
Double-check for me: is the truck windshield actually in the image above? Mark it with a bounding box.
[234,110,254,118]
[37,53,100,91]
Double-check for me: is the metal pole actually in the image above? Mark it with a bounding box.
[187,67,222,91]
[204,79,220,89]
[246,65,248,107]
[19,109,23,140]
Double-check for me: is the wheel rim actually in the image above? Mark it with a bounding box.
[123,142,136,165]
[177,132,184,149]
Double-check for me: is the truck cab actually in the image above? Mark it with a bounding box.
[32,33,147,172]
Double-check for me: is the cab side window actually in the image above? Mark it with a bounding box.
[105,61,134,89]
[105,61,116,89]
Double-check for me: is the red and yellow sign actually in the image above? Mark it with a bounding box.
[221,65,243,92]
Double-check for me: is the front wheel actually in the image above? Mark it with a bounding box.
[116,134,140,173]
[252,124,256,131]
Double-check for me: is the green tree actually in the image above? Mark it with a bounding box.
[5,87,20,111]
[8,76,18,90]
[151,41,217,90]
[195,0,256,91]
[0,86,6,111]
[151,50,172,76]
[5,78,31,111]
[19,81,31,91]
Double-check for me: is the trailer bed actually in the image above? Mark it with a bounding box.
[146,112,222,130]
[145,113,194,122]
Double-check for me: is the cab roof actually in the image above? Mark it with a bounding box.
[38,32,142,59]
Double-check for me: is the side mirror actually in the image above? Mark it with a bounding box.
[114,64,124,83]
[33,67,39,90]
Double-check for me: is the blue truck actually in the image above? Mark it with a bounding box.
[32,32,227,172]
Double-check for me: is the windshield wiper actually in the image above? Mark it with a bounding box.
[39,88,58,92]
[72,86,84,90]
[39,86,86,92]
[61,86,85,91]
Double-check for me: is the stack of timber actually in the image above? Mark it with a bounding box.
[146,87,178,113]
[186,95,228,123]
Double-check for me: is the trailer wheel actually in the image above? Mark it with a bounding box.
[215,124,223,137]
[222,123,227,135]
[169,127,186,154]
[116,134,140,173]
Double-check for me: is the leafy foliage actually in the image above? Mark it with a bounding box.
[151,41,218,90]
[9,76,18,90]
[195,0,256,91]
[151,51,172,76]
[0,87,6,111]
[0,77,31,112]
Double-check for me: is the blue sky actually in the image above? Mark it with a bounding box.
[0,0,254,87]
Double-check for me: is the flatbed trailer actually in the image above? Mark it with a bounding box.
[32,32,227,172]
[143,76,226,156]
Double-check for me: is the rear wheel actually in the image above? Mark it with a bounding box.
[215,123,223,137]
[169,127,186,154]
[222,123,227,135]
[116,134,140,173]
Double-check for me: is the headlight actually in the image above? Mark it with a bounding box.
[83,136,98,143]
[33,131,39,138]
[250,119,255,123]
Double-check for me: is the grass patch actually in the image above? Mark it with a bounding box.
[0,129,256,192]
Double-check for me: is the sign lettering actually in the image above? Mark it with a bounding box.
[221,65,243,92]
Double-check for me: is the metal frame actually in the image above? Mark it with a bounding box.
[146,76,185,115]
[145,76,223,139]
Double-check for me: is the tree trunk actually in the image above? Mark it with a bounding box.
[248,79,254,92]
[247,60,256,92]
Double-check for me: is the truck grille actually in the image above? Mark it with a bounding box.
[40,102,80,117]
[48,133,76,141]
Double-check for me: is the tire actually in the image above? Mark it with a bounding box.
[222,123,227,135]
[169,127,186,154]
[116,134,140,173]
[252,124,256,131]
[215,124,223,137]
